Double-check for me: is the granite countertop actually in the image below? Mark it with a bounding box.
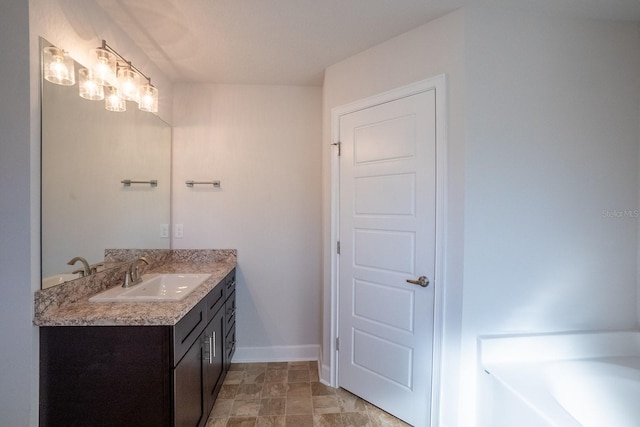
[34,249,236,327]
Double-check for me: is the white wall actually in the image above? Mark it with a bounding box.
[172,84,323,360]
[0,1,36,425]
[322,10,466,427]
[461,6,640,426]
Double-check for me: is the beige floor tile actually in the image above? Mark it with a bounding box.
[231,399,261,417]
[224,370,246,384]
[342,412,373,427]
[211,362,404,427]
[286,382,311,398]
[313,413,344,427]
[256,415,286,427]
[368,409,412,427]
[236,383,263,400]
[244,370,266,384]
[227,416,258,427]
[264,369,288,383]
[211,399,234,417]
[259,398,286,416]
[288,361,310,370]
[311,382,336,396]
[262,383,289,398]
[286,397,313,415]
[285,414,314,427]
[338,397,367,413]
[288,369,310,383]
[312,395,341,414]
[267,362,289,371]
[219,384,239,399]
[246,362,268,371]
[205,417,228,427]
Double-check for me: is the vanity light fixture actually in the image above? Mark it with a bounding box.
[42,46,75,86]
[42,40,159,114]
[105,86,126,112]
[78,68,104,100]
[138,82,159,113]
[91,45,117,86]
[117,66,140,102]
[95,40,159,113]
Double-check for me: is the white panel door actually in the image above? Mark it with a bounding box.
[338,89,436,426]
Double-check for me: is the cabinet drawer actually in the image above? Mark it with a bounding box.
[225,325,236,362]
[225,291,236,334]
[205,283,225,321]
[173,299,207,366]
[225,270,236,297]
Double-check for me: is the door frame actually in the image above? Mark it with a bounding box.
[329,75,448,425]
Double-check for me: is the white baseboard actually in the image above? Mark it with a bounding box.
[232,344,320,363]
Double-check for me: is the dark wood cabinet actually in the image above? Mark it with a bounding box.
[40,268,237,427]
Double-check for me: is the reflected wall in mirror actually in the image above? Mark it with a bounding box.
[41,38,171,288]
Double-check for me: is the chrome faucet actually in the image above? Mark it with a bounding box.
[67,256,91,277]
[123,256,150,288]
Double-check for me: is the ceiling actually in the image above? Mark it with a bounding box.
[96,0,640,86]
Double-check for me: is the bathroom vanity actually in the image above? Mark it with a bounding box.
[34,250,236,427]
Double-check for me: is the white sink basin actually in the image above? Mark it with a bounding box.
[89,273,211,302]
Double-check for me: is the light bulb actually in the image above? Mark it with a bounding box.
[138,83,158,113]
[78,68,104,100]
[43,46,75,86]
[117,67,140,102]
[91,47,116,86]
[105,86,126,112]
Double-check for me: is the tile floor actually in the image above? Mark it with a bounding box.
[206,361,411,427]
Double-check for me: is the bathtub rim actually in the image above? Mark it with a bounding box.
[479,330,640,427]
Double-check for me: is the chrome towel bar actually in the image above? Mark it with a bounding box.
[186,180,220,188]
[121,179,157,187]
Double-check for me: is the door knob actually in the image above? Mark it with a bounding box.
[406,276,429,288]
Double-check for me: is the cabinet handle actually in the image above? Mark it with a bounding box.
[211,331,216,363]
[208,333,214,364]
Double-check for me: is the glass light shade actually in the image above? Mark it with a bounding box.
[91,47,116,86]
[78,68,104,100]
[117,67,140,102]
[43,46,75,86]
[138,83,158,113]
[105,86,126,112]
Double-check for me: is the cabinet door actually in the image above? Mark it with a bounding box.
[203,309,225,413]
[174,337,206,427]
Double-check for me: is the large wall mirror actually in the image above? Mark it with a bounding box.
[41,38,171,288]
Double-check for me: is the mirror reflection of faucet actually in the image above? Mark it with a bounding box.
[67,257,104,278]
[123,257,150,288]
[67,256,91,277]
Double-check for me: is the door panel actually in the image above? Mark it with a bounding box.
[352,329,413,387]
[354,114,416,163]
[353,280,414,332]
[355,173,416,215]
[338,89,436,426]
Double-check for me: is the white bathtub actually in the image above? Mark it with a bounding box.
[479,331,640,427]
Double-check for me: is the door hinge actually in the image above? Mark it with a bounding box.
[336,241,340,255]
[335,337,340,351]
[331,141,341,156]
